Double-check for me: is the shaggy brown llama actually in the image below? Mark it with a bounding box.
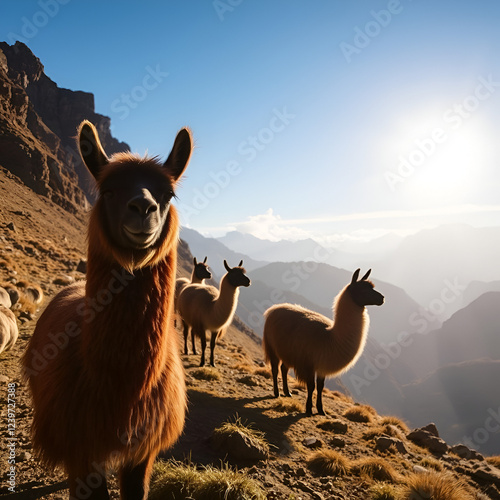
[22,121,192,499]
[263,269,384,416]
[177,259,250,367]
[174,256,211,353]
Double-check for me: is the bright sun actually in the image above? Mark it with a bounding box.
[384,113,492,205]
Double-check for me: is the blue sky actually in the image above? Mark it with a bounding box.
[2,0,500,244]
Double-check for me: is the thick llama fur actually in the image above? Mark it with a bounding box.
[0,286,11,308]
[0,304,18,355]
[174,256,211,351]
[263,269,384,416]
[177,259,250,366]
[22,121,192,499]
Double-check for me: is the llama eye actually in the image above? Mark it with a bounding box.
[101,189,113,199]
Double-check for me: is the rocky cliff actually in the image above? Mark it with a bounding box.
[0,41,129,213]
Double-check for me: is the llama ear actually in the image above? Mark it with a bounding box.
[203,256,207,264]
[238,260,243,267]
[361,269,372,281]
[164,128,192,182]
[78,121,109,179]
[224,260,231,272]
[193,257,197,266]
[351,269,361,284]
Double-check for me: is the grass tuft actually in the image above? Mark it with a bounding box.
[150,459,265,500]
[487,455,500,469]
[352,457,401,483]
[344,404,376,423]
[269,397,303,413]
[253,367,272,379]
[307,449,351,476]
[419,456,443,471]
[379,416,410,433]
[190,367,222,381]
[402,472,475,500]
[369,483,401,500]
[316,418,349,434]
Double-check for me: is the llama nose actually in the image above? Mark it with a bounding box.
[128,190,158,216]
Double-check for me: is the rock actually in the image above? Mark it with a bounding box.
[18,451,32,462]
[302,436,323,448]
[407,427,449,455]
[420,422,440,437]
[375,436,408,454]
[330,436,346,448]
[76,259,87,274]
[295,466,307,477]
[0,374,10,383]
[296,480,324,499]
[450,444,485,461]
[211,428,268,461]
[6,222,15,231]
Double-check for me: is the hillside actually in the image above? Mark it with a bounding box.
[1,168,500,499]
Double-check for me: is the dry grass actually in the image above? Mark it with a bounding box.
[329,390,354,403]
[379,416,410,434]
[307,449,352,476]
[253,367,272,379]
[352,457,401,483]
[149,459,265,500]
[316,418,349,434]
[212,415,270,456]
[233,362,254,373]
[269,397,303,413]
[487,455,500,469]
[419,456,444,471]
[363,423,405,441]
[369,483,401,500]
[402,472,475,500]
[344,404,376,423]
[190,367,222,382]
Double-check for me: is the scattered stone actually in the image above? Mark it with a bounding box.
[53,275,74,286]
[237,375,260,387]
[6,221,16,231]
[76,259,87,274]
[295,466,307,477]
[316,419,348,434]
[407,426,449,455]
[19,310,34,321]
[303,436,323,448]
[296,480,324,499]
[18,451,32,462]
[413,465,428,473]
[375,436,408,454]
[450,444,484,461]
[330,436,346,448]
[0,374,10,383]
[421,422,440,437]
[281,463,292,473]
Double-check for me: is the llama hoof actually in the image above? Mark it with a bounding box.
[284,392,292,398]
[305,411,313,417]
[209,362,215,367]
[317,409,326,416]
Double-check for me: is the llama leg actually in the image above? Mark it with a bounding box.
[182,321,189,355]
[119,455,155,500]
[69,471,110,500]
[269,355,280,397]
[316,375,326,415]
[281,364,291,397]
[305,376,316,416]
[199,329,207,367]
[191,329,197,355]
[209,330,218,367]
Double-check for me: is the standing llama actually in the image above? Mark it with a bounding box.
[0,304,18,355]
[174,256,211,353]
[22,121,192,499]
[177,259,250,367]
[263,269,384,416]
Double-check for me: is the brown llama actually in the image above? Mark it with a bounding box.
[177,259,250,367]
[22,120,192,499]
[263,269,384,416]
[174,256,211,353]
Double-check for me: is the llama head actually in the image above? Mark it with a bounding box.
[223,260,251,288]
[193,256,212,281]
[78,121,192,270]
[347,269,384,307]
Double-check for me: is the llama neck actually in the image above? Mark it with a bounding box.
[325,288,369,375]
[211,275,239,329]
[191,269,203,284]
[82,246,176,393]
